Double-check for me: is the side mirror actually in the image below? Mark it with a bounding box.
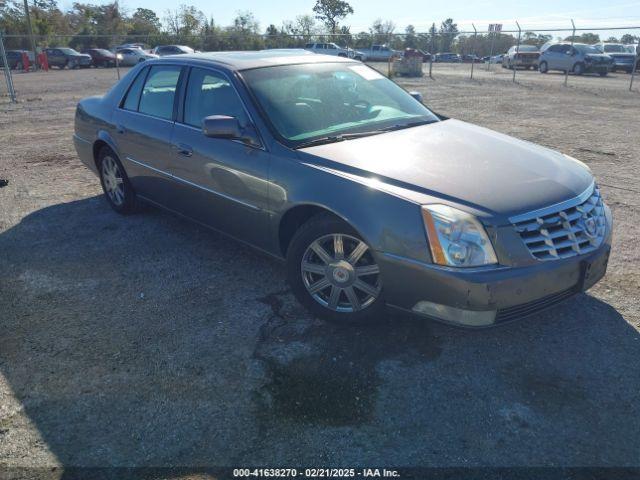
[409,91,423,103]
[202,115,242,139]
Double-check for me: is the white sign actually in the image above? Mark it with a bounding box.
[488,24,503,32]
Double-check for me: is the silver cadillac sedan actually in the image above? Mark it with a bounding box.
[73,50,612,327]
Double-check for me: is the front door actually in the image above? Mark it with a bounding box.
[112,64,184,203]
[168,67,271,250]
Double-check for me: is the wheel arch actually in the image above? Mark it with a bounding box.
[92,131,120,170]
[278,203,370,258]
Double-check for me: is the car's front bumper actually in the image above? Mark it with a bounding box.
[585,63,612,73]
[379,210,612,328]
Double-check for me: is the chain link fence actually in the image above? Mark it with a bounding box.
[2,23,640,103]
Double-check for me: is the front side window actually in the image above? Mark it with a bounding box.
[183,68,248,127]
[242,62,439,145]
[138,65,182,120]
[574,44,601,55]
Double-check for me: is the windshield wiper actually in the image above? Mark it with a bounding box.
[294,130,386,149]
[293,119,438,149]
[378,119,438,132]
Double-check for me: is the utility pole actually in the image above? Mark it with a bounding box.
[23,0,38,70]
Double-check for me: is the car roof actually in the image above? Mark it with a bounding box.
[155,49,357,70]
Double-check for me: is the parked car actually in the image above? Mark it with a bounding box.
[43,48,92,69]
[486,54,504,64]
[304,43,366,61]
[434,52,461,63]
[152,45,195,56]
[502,45,539,69]
[538,43,613,76]
[0,50,33,69]
[594,43,636,73]
[83,48,118,67]
[358,45,402,61]
[114,43,146,51]
[461,54,481,63]
[115,47,159,66]
[73,51,612,326]
[625,44,640,70]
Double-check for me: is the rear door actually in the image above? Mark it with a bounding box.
[112,64,184,203]
[167,66,271,248]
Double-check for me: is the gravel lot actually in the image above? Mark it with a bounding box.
[1,64,639,473]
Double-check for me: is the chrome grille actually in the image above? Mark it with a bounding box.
[510,183,606,261]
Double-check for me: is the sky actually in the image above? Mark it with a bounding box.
[58,0,640,37]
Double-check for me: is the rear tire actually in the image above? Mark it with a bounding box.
[539,61,548,73]
[97,146,136,214]
[286,214,385,323]
[573,62,585,75]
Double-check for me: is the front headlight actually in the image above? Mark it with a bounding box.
[421,205,498,267]
[116,53,123,60]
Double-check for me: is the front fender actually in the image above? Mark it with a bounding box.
[269,151,432,265]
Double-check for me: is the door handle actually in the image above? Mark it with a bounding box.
[116,125,126,134]
[176,143,193,157]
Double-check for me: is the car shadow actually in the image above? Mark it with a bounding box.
[1,196,639,472]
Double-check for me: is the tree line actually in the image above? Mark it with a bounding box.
[1,0,638,54]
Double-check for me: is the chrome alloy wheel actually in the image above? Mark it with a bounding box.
[101,155,125,206]
[301,233,381,313]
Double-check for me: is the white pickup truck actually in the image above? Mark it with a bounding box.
[357,45,402,61]
[304,43,366,61]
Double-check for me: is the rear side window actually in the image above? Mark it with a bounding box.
[122,67,148,111]
[138,65,182,120]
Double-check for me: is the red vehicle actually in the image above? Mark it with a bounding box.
[82,48,118,67]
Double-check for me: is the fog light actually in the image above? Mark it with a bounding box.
[413,300,497,327]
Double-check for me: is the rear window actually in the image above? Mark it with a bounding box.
[122,67,148,111]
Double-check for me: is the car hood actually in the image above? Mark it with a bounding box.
[297,119,593,224]
[584,53,612,60]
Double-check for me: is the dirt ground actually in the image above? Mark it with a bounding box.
[1,63,639,473]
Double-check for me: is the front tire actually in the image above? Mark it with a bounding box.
[97,147,136,214]
[286,214,385,323]
[573,62,585,75]
[539,61,548,73]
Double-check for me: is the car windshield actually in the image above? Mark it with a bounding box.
[603,44,626,53]
[60,48,80,55]
[516,45,538,52]
[573,44,601,54]
[242,62,439,146]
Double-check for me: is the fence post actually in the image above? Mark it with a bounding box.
[513,21,521,83]
[564,19,575,87]
[487,28,495,71]
[470,23,477,79]
[631,37,639,91]
[114,35,120,80]
[429,23,435,78]
[0,31,17,103]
